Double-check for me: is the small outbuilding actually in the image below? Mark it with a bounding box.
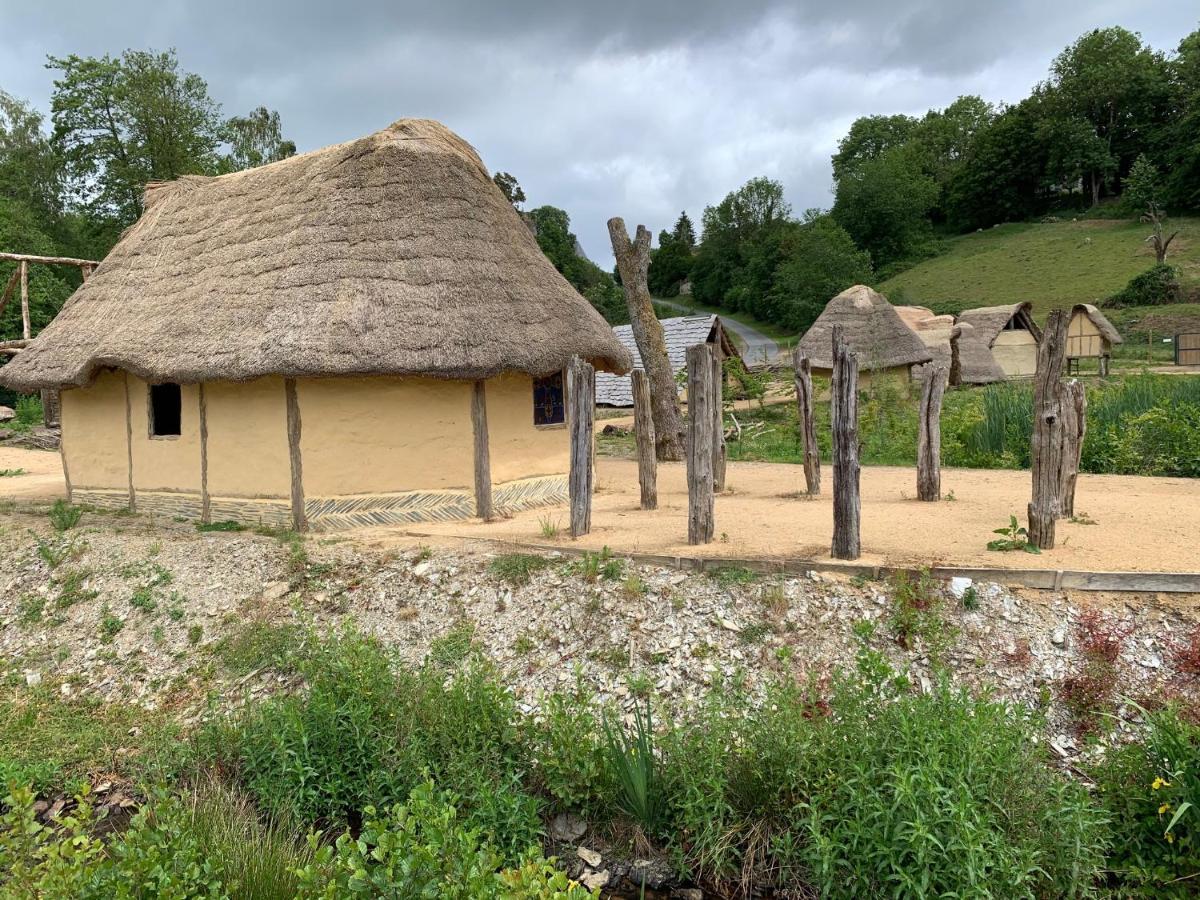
[595,314,740,407]
[0,119,631,530]
[795,285,932,377]
[955,302,1041,384]
[1066,303,1123,375]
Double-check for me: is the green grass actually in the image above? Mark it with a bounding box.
[488,552,552,585]
[879,218,1200,316]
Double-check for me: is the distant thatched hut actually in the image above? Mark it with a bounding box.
[1066,304,1123,375]
[0,119,631,530]
[955,303,1041,384]
[795,285,932,377]
[893,306,956,372]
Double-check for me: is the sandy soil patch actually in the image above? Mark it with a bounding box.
[0,447,67,501]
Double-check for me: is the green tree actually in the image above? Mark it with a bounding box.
[0,90,62,224]
[769,215,873,333]
[220,106,295,172]
[492,171,525,207]
[1162,28,1200,210]
[670,210,695,248]
[831,114,918,182]
[526,205,627,324]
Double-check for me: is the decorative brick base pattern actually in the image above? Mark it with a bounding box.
[73,488,292,528]
[493,473,569,516]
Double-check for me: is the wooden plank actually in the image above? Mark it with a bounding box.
[686,344,715,544]
[285,378,306,532]
[471,380,494,521]
[631,369,657,510]
[198,384,210,524]
[793,348,821,495]
[0,251,101,267]
[711,345,726,492]
[123,373,136,513]
[19,260,30,340]
[1058,380,1086,518]
[1028,310,1068,549]
[916,363,948,501]
[830,326,861,559]
[567,356,595,537]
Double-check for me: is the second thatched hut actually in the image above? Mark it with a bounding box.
[795,285,933,377]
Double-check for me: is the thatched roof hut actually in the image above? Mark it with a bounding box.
[955,302,1041,384]
[893,306,955,372]
[795,285,932,374]
[0,119,630,531]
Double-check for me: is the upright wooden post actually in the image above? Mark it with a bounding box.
[198,384,210,524]
[793,348,821,495]
[686,344,716,544]
[1059,380,1087,518]
[568,356,595,537]
[123,373,136,513]
[471,380,494,521]
[19,260,30,340]
[916,363,948,501]
[1028,310,1068,549]
[949,324,965,386]
[711,348,726,492]
[631,369,657,510]
[830,326,860,560]
[284,378,307,532]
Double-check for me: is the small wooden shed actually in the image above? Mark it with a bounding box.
[955,303,1041,383]
[1066,304,1123,375]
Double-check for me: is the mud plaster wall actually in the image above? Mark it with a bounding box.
[485,372,569,483]
[60,370,127,490]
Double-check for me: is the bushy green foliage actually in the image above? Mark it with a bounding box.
[48,500,82,533]
[527,205,627,324]
[526,687,611,815]
[1106,263,1184,308]
[490,552,553,585]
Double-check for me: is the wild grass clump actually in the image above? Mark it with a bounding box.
[213,620,305,675]
[48,499,82,532]
[489,552,552,585]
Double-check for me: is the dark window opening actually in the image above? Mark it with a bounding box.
[533,372,565,426]
[149,383,182,437]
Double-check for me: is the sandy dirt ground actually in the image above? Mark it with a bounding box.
[3,447,1196,573]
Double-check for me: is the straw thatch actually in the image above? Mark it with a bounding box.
[1070,304,1123,346]
[894,306,955,371]
[795,285,932,370]
[0,119,631,392]
[955,302,1041,384]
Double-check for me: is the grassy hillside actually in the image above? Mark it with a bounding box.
[878,217,1200,315]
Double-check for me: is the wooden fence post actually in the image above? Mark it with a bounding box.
[916,363,948,501]
[793,348,821,495]
[568,356,595,537]
[631,369,657,510]
[711,348,727,492]
[471,380,494,522]
[830,326,860,560]
[1059,379,1087,518]
[949,324,965,386]
[1028,310,1068,549]
[686,344,715,544]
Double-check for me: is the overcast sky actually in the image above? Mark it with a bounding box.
[1,1,1197,262]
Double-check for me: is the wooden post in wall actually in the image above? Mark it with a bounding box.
[123,373,136,513]
[567,356,595,537]
[631,369,657,510]
[916,363,948,501]
[711,347,726,492]
[1058,379,1087,518]
[686,344,715,545]
[471,380,494,521]
[830,326,861,560]
[284,378,306,532]
[1028,310,1068,549]
[793,348,821,495]
[18,260,30,340]
[198,384,211,524]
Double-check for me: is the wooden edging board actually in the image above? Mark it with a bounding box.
[400,531,1200,594]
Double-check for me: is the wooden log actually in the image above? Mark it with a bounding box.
[471,380,494,521]
[19,260,30,340]
[631,369,658,510]
[916,363,948,501]
[0,251,101,267]
[1027,310,1068,549]
[830,326,861,560]
[568,356,595,537]
[198,384,210,523]
[792,348,821,495]
[686,344,715,545]
[0,339,28,350]
[711,346,726,492]
[285,378,306,532]
[123,373,136,513]
[1058,380,1087,518]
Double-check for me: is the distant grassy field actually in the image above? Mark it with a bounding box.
[878,217,1200,316]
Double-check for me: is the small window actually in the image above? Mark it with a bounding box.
[533,372,565,426]
[149,383,182,437]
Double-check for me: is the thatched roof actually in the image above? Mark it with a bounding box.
[955,302,1041,384]
[894,306,955,371]
[1071,303,1123,345]
[0,119,631,392]
[795,285,932,370]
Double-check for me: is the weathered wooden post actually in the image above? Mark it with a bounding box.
[1028,310,1068,549]
[948,323,966,386]
[711,348,727,492]
[686,344,715,544]
[1059,379,1087,518]
[631,369,657,510]
[792,348,821,495]
[568,355,595,537]
[18,260,30,340]
[471,381,494,522]
[830,326,860,560]
[916,363,948,501]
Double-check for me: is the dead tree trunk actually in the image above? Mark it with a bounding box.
[830,326,860,560]
[608,217,685,461]
[916,363,948,501]
[711,346,726,492]
[568,356,595,537]
[686,344,715,545]
[631,369,658,510]
[948,324,966,386]
[1028,311,1069,549]
[792,348,821,495]
[1059,380,1087,518]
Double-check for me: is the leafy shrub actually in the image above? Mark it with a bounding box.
[48,499,82,532]
[11,396,43,432]
[1105,263,1183,308]
[527,688,611,815]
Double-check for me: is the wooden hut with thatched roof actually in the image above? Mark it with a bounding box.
[795,285,932,377]
[0,119,631,530]
[955,302,1041,384]
[1066,303,1122,375]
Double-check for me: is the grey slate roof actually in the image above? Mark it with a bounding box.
[596,315,735,407]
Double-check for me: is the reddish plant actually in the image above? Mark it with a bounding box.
[1170,624,1200,681]
[1058,662,1114,736]
[1074,607,1133,665]
[1003,638,1033,668]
